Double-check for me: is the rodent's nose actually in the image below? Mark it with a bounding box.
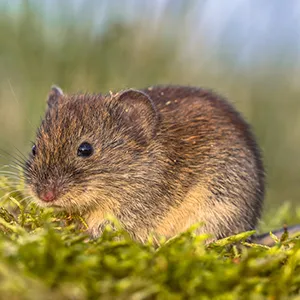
[39,190,56,202]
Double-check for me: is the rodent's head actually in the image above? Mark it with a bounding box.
[24,86,159,213]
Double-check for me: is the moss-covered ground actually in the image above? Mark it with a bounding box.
[0,177,299,300]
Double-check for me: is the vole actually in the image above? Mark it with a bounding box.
[24,85,298,244]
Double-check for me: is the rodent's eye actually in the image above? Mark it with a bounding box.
[77,142,94,158]
[32,144,37,156]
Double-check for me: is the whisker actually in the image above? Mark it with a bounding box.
[0,179,23,186]
[0,177,23,185]
[9,159,26,170]
[0,177,20,183]
[18,195,33,204]
[0,182,23,190]
[12,145,28,161]
[1,163,22,172]
[0,170,21,177]
[0,149,23,161]
[0,164,12,170]
[9,148,27,164]
[0,188,21,195]
[0,172,24,181]
[0,189,23,202]
[1,188,23,195]
[4,165,29,179]
[3,177,27,187]
[0,160,26,173]
[0,150,26,168]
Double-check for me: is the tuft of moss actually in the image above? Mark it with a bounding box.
[0,177,299,299]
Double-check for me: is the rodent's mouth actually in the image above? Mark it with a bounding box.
[29,188,68,209]
[29,186,68,209]
[35,197,63,208]
[24,186,62,208]
[34,192,86,213]
[28,185,91,213]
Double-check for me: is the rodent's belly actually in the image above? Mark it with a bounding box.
[154,184,209,237]
[153,182,245,240]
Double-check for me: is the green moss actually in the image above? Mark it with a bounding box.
[0,177,299,299]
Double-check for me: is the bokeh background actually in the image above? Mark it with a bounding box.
[0,0,300,231]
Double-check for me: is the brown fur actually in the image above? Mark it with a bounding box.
[24,85,265,243]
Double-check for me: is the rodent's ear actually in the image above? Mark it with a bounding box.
[116,89,158,143]
[47,85,63,109]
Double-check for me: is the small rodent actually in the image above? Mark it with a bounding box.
[25,85,266,243]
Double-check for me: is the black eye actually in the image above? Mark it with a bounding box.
[77,142,94,157]
[32,144,37,156]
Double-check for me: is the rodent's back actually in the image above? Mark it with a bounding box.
[25,85,265,242]
[142,86,265,239]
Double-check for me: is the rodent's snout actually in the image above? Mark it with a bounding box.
[39,190,56,202]
[37,185,58,203]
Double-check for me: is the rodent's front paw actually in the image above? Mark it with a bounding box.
[86,226,102,239]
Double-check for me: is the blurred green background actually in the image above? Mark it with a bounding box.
[0,0,299,230]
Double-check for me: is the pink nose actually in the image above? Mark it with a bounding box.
[40,190,56,202]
